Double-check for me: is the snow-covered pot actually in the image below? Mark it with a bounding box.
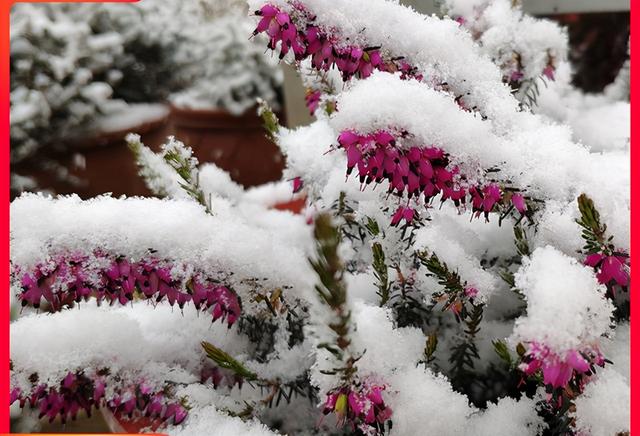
[167,104,285,188]
[11,104,170,199]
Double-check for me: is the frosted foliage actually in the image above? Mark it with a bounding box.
[414,224,498,302]
[511,247,613,353]
[573,369,630,436]
[10,4,124,161]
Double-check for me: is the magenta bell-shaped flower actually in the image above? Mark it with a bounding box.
[584,252,630,289]
[254,3,421,81]
[323,382,392,430]
[511,193,527,214]
[391,206,415,226]
[519,342,604,389]
[598,255,630,287]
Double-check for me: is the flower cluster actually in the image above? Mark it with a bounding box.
[322,382,392,431]
[16,253,241,326]
[200,366,245,390]
[584,252,630,293]
[10,372,186,426]
[337,130,527,224]
[253,4,421,82]
[519,342,605,389]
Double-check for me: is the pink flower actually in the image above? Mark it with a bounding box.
[391,206,415,226]
[543,65,556,81]
[254,4,422,81]
[305,89,322,114]
[584,253,606,268]
[11,372,189,425]
[14,254,241,325]
[292,177,304,194]
[10,387,21,405]
[322,382,392,430]
[584,252,630,288]
[464,286,478,299]
[510,70,524,83]
[598,255,629,287]
[511,194,527,214]
[519,342,604,389]
[470,183,504,219]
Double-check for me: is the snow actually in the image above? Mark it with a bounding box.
[169,406,278,436]
[510,246,613,354]
[535,61,630,153]
[10,194,315,300]
[602,323,629,381]
[349,303,426,377]
[10,303,248,391]
[464,396,544,436]
[573,368,630,436]
[389,367,473,436]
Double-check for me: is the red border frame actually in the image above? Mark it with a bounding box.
[630,1,637,434]
[0,1,636,434]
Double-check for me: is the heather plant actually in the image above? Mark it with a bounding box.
[10,0,629,435]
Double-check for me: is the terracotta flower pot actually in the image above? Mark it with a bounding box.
[167,104,285,188]
[11,105,171,199]
[102,408,164,434]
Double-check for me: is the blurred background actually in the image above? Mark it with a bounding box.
[8,0,629,433]
[9,0,629,204]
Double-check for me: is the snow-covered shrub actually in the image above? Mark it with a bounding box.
[10,0,283,165]
[10,3,128,162]
[442,0,567,107]
[168,2,283,115]
[10,0,629,435]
